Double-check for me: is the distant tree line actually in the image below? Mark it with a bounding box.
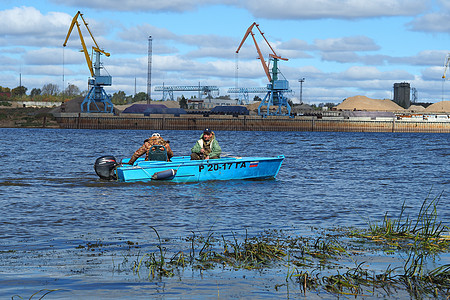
[0,83,151,105]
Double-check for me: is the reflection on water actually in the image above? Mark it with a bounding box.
[0,128,448,298]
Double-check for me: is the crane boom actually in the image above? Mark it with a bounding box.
[63,11,110,77]
[236,22,288,83]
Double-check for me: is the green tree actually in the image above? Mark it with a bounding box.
[112,90,126,105]
[12,86,27,96]
[179,95,187,109]
[133,92,147,103]
[0,86,11,93]
[30,88,41,97]
[324,102,336,110]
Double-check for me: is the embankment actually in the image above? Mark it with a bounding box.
[54,113,450,133]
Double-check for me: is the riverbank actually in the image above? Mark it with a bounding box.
[2,107,450,133]
[0,107,59,128]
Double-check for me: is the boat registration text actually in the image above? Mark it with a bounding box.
[199,161,258,172]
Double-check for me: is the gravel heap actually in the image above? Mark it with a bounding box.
[425,101,450,113]
[334,95,404,111]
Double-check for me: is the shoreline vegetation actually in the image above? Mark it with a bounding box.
[21,193,446,299]
[0,107,59,128]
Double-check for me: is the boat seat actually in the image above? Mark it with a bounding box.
[148,145,167,161]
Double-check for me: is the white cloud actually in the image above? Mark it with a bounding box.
[404,50,448,66]
[339,66,413,81]
[240,0,428,19]
[118,24,177,42]
[186,47,238,59]
[51,0,428,20]
[421,66,445,81]
[407,12,450,32]
[24,48,70,65]
[321,51,360,63]
[280,38,314,51]
[53,0,222,12]
[0,6,70,36]
[315,36,380,52]
[25,65,66,76]
[0,54,21,66]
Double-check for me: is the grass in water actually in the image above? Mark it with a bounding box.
[117,194,449,298]
[12,289,61,300]
[364,192,449,252]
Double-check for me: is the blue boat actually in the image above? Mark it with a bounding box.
[94,155,284,183]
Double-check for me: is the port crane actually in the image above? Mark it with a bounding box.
[63,11,113,113]
[236,22,291,116]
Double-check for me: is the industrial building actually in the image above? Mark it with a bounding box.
[393,82,411,109]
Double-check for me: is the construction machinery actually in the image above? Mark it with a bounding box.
[63,11,113,113]
[154,84,219,102]
[236,22,291,116]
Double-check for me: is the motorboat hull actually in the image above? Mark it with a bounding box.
[115,155,285,183]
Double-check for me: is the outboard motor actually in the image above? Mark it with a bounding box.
[94,155,118,180]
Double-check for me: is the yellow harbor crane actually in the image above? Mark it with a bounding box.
[63,11,113,113]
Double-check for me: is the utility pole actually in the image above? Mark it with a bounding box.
[147,36,152,104]
[298,78,305,104]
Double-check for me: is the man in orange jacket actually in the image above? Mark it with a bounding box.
[127,133,173,164]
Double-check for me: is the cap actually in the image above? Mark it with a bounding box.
[152,133,161,137]
[203,128,212,134]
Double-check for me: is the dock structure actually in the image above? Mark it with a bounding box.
[54,113,450,133]
[154,85,219,101]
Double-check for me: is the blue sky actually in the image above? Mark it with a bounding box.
[1,0,450,104]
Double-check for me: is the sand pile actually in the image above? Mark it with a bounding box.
[246,101,260,111]
[115,100,180,111]
[407,105,426,112]
[334,95,404,111]
[425,101,450,113]
[245,101,288,111]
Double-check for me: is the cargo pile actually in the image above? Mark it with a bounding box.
[334,96,450,113]
[334,95,403,111]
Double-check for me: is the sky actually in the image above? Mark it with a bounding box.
[1,0,450,104]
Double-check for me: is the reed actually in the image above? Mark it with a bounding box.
[134,227,174,278]
[118,193,449,298]
[365,192,449,252]
[12,289,61,300]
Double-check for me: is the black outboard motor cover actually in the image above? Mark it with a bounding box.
[94,155,118,180]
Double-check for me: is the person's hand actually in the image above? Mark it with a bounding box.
[200,149,205,154]
[205,155,210,159]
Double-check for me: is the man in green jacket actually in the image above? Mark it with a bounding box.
[191,128,221,160]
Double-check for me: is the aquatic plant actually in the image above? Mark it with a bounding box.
[363,192,449,253]
[11,289,61,300]
[115,192,449,299]
[134,227,174,278]
[219,231,286,269]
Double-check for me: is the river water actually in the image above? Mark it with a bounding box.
[0,128,448,299]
